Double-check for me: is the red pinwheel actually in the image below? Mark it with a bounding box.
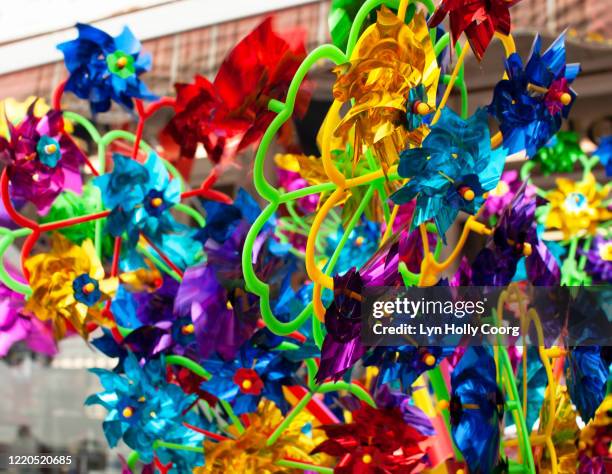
[312,402,431,473]
[161,17,310,164]
[428,0,522,60]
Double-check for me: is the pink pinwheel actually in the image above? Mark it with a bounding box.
[0,105,85,214]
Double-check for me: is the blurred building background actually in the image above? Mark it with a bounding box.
[0,1,610,472]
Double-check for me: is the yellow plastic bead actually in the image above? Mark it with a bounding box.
[122,407,133,418]
[117,56,128,69]
[416,101,429,115]
[151,197,163,208]
[437,399,449,411]
[226,300,233,310]
[423,354,436,366]
[355,236,364,247]
[181,323,194,335]
[83,282,96,294]
[242,379,252,390]
[460,187,475,201]
[362,454,372,464]
[44,144,57,154]
[560,92,572,106]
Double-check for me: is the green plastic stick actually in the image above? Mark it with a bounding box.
[275,459,333,473]
[166,355,211,379]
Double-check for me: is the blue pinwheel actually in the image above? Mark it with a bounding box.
[94,153,202,270]
[565,346,610,422]
[58,23,157,113]
[364,346,455,390]
[85,353,203,466]
[390,108,506,239]
[200,343,301,415]
[325,218,380,275]
[593,135,612,177]
[450,347,505,473]
[488,33,581,157]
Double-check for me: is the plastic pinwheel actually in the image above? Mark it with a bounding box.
[57,23,157,113]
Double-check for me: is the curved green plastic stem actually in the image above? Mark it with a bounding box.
[126,451,140,471]
[0,228,33,295]
[63,111,102,144]
[398,261,420,286]
[253,45,346,202]
[266,365,376,446]
[520,160,536,181]
[175,203,205,227]
[281,182,336,202]
[166,355,211,379]
[312,315,324,349]
[434,33,450,57]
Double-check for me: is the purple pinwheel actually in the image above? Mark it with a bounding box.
[110,276,198,358]
[472,185,560,286]
[174,259,260,361]
[316,230,411,382]
[582,235,612,284]
[482,170,536,221]
[0,107,85,214]
[317,269,366,383]
[176,189,297,361]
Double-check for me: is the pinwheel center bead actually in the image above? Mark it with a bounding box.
[122,407,134,418]
[559,92,572,105]
[412,101,429,115]
[226,300,233,310]
[437,399,449,411]
[423,353,436,366]
[355,236,365,247]
[564,192,587,212]
[82,282,96,294]
[362,454,373,464]
[233,368,262,395]
[150,197,163,208]
[44,143,58,154]
[116,56,128,69]
[181,323,195,335]
[150,411,157,418]
[32,173,40,182]
[523,242,532,256]
[459,186,475,201]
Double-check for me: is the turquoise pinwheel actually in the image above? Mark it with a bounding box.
[391,108,506,240]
